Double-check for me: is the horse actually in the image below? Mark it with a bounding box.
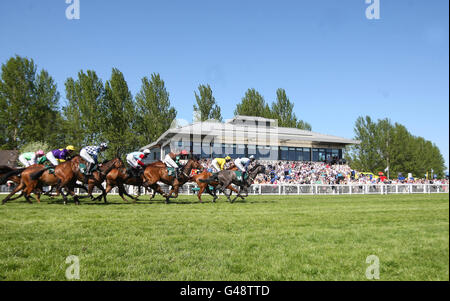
[0,156,85,205]
[142,157,202,203]
[190,164,243,203]
[81,157,125,203]
[103,166,150,203]
[0,165,29,201]
[200,164,267,203]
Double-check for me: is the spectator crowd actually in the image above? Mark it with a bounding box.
[198,159,449,185]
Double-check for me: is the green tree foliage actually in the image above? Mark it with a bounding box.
[271,88,311,130]
[26,70,63,148]
[193,84,222,122]
[234,88,272,118]
[350,116,446,178]
[20,141,51,154]
[101,68,136,158]
[234,88,311,130]
[134,73,177,146]
[0,55,62,149]
[63,70,105,147]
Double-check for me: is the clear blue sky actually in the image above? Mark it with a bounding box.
[1,0,448,171]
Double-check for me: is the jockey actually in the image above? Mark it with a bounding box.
[126,149,150,177]
[211,156,231,173]
[164,149,188,178]
[234,155,256,177]
[18,150,47,167]
[80,143,108,175]
[46,145,75,166]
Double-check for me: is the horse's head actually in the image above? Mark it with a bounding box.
[184,156,202,171]
[250,164,266,177]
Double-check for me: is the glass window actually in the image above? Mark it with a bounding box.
[212,143,224,157]
[295,148,303,161]
[280,147,289,160]
[303,148,311,161]
[288,147,296,161]
[318,149,326,162]
[193,142,201,156]
[248,144,257,157]
[257,145,270,159]
[236,144,245,156]
[201,143,211,158]
[271,146,279,160]
[312,148,319,161]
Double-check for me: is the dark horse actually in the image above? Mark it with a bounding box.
[200,164,266,203]
[142,157,202,203]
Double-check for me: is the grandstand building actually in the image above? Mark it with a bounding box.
[141,115,359,162]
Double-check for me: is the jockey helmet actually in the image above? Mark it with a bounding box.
[180,150,189,155]
[143,149,150,154]
[249,155,255,161]
[100,142,108,149]
[225,156,231,161]
[66,145,75,151]
[36,150,45,156]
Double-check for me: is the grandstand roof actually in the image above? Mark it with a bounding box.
[141,116,360,150]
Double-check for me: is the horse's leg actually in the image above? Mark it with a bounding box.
[23,184,36,204]
[121,185,139,202]
[149,183,167,201]
[115,184,129,203]
[2,182,25,204]
[97,183,107,203]
[221,180,233,202]
[197,184,206,203]
[8,191,25,201]
[87,182,96,201]
[65,186,80,205]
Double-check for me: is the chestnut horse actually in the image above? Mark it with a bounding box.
[81,157,125,203]
[0,166,25,201]
[1,157,84,205]
[142,158,202,203]
[103,166,149,202]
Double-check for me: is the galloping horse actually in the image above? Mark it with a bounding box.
[200,164,266,203]
[104,166,148,202]
[1,157,84,205]
[0,166,25,201]
[190,165,243,203]
[142,157,202,203]
[81,157,124,203]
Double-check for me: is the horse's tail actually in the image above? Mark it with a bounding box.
[0,168,26,185]
[30,167,50,180]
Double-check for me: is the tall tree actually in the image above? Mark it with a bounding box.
[63,70,105,147]
[234,88,271,118]
[349,116,383,172]
[134,73,177,146]
[193,84,222,122]
[101,68,136,158]
[26,70,63,148]
[350,115,446,178]
[271,88,311,130]
[0,55,61,149]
